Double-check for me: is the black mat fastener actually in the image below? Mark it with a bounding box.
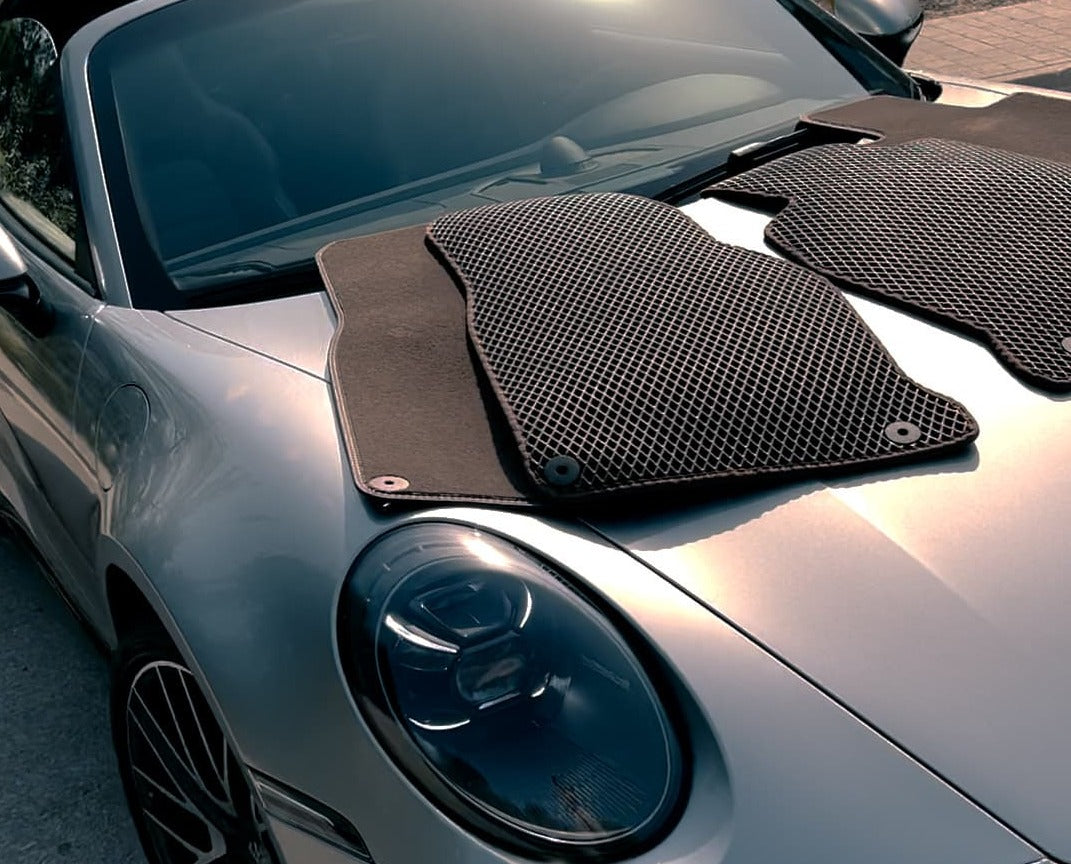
[708,138,1071,391]
[426,192,976,500]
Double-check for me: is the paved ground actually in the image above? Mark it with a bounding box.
[1017,65,1071,87]
[921,0,1030,17]
[909,0,1071,82]
[0,530,145,864]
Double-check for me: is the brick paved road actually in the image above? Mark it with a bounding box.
[921,0,1030,17]
[909,0,1071,82]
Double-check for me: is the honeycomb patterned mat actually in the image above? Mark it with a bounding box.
[709,138,1071,391]
[426,192,976,501]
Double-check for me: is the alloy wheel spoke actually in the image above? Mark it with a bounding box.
[143,809,227,864]
[132,764,202,819]
[132,688,225,815]
[133,688,198,783]
[126,659,275,864]
[130,668,235,819]
[156,667,204,784]
[136,764,226,864]
[129,708,194,808]
[250,793,269,834]
[221,729,229,795]
[177,671,229,795]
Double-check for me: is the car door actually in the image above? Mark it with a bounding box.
[0,17,105,609]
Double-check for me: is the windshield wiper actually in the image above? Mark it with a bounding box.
[651,122,813,204]
[172,259,320,309]
[174,260,280,292]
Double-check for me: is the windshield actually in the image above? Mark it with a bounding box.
[87,0,914,308]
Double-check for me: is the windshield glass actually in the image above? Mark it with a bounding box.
[88,0,914,308]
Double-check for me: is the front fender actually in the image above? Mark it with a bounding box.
[85,306,1039,864]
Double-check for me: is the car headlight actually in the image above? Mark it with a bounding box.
[338,523,684,858]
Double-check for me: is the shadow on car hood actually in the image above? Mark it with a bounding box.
[591,198,1071,860]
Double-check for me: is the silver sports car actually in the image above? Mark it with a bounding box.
[1,1,1068,863]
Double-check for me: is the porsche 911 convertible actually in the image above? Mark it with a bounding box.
[1,1,1069,863]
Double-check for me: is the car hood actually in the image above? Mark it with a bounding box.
[166,290,336,380]
[590,197,1071,858]
[164,86,1071,856]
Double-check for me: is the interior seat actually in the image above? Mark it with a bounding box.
[114,46,298,261]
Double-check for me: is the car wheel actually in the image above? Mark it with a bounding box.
[111,631,278,864]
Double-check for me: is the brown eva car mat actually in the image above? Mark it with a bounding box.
[708,133,1071,391]
[317,225,532,505]
[320,195,978,508]
[801,92,1071,164]
[417,193,976,502]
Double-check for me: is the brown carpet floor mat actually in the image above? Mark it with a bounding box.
[413,192,976,503]
[708,136,1071,391]
[801,92,1071,164]
[318,225,533,505]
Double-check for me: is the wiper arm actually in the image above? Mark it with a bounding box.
[172,259,320,309]
[172,259,279,292]
[652,123,811,204]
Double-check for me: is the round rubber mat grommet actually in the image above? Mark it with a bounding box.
[369,475,410,492]
[1062,336,1071,355]
[544,456,581,487]
[884,421,922,445]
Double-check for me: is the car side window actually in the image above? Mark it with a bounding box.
[0,18,78,263]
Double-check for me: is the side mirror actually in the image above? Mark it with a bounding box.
[0,225,50,334]
[0,226,28,286]
[819,0,924,66]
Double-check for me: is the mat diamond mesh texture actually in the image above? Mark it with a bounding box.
[709,138,1071,391]
[426,193,975,499]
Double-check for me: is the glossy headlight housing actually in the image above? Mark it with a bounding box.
[339,523,684,857]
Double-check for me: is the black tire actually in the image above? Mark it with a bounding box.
[111,629,278,864]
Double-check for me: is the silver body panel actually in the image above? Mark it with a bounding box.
[599,201,1071,859]
[22,296,1040,864]
[830,0,921,37]
[166,292,337,380]
[0,4,1066,859]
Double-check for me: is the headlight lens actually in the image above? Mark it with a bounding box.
[339,523,683,857]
